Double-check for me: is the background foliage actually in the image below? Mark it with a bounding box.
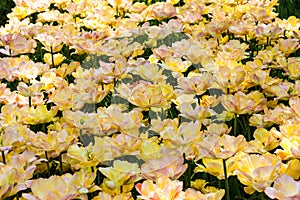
[0,0,15,26]
[277,0,300,19]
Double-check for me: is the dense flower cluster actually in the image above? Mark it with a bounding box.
[0,0,300,199]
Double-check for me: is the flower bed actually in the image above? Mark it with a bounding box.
[0,0,300,199]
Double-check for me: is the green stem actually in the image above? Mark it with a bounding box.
[234,114,237,137]
[234,176,241,198]
[97,170,101,186]
[2,151,6,164]
[29,96,32,107]
[59,153,63,175]
[51,46,55,67]
[168,108,174,119]
[196,95,201,105]
[161,107,166,120]
[45,151,51,176]
[223,159,230,200]
[260,192,266,200]
[243,115,251,141]
[41,123,47,133]
[116,7,119,17]
[183,154,191,189]
[218,179,221,189]
[28,79,32,107]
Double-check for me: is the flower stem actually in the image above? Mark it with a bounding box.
[51,46,55,67]
[196,95,201,105]
[45,151,51,176]
[183,154,191,189]
[59,153,63,175]
[29,96,32,107]
[2,151,6,164]
[223,159,230,200]
[28,80,32,107]
[243,115,251,141]
[234,114,237,137]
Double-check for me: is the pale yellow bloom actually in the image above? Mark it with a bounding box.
[99,160,141,190]
[234,153,281,194]
[265,174,300,200]
[141,150,187,181]
[44,53,65,67]
[136,176,184,200]
[185,188,225,200]
[20,104,58,125]
[194,157,237,180]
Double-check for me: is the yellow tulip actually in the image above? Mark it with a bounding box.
[65,144,97,170]
[163,56,191,74]
[0,152,36,199]
[137,137,162,161]
[185,188,225,200]
[220,91,266,115]
[93,192,133,200]
[150,2,176,21]
[99,160,141,190]
[177,72,214,95]
[248,128,280,153]
[280,159,300,180]
[20,104,58,125]
[278,38,300,56]
[91,136,114,163]
[194,157,237,180]
[44,53,65,66]
[234,153,281,194]
[276,137,300,160]
[23,174,78,200]
[28,130,77,158]
[265,174,300,200]
[196,134,248,160]
[141,150,187,181]
[116,81,174,110]
[136,176,184,200]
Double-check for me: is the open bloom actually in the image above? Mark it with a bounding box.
[23,172,94,200]
[194,157,237,180]
[141,150,187,181]
[116,80,175,110]
[27,130,77,158]
[158,121,202,158]
[135,176,184,200]
[185,188,225,200]
[0,151,37,199]
[247,128,280,153]
[44,53,65,67]
[280,159,300,180]
[277,38,300,56]
[150,2,176,20]
[176,72,214,95]
[179,102,215,124]
[92,192,133,200]
[20,104,58,125]
[220,91,266,115]
[265,174,300,200]
[234,153,281,194]
[99,160,141,190]
[196,134,248,160]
